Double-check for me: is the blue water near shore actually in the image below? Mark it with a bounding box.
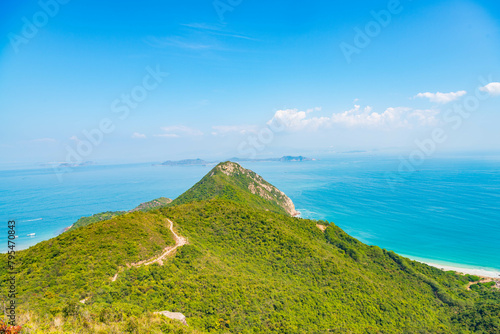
[1,156,499,273]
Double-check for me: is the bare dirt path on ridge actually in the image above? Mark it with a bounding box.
[111,218,187,282]
[466,277,500,291]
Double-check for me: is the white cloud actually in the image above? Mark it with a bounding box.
[267,106,439,131]
[212,125,258,135]
[131,132,146,139]
[479,82,500,96]
[155,125,203,138]
[267,108,330,131]
[330,105,414,127]
[154,133,179,138]
[407,109,440,126]
[415,90,467,104]
[306,107,322,113]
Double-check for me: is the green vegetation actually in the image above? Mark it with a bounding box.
[3,211,175,316]
[171,161,297,216]
[1,161,499,333]
[466,274,482,282]
[67,197,173,233]
[472,281,497,289]
[131,197,173,212]
[15,310,203,334]
[67,211,126,232]
[451,284,500,333]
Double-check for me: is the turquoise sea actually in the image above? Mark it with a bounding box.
[1,156,499,274]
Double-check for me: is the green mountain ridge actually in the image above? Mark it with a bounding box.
[171,161,299,216]
[2,161,499,333]
[67,198,173,232]
[67,161,297,233]
[131,197,173,212]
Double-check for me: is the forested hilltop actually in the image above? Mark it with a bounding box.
[1,162,499,333]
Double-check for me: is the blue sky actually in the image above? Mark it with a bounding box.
[1,0,500,165]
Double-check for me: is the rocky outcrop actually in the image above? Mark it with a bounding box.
[217,162,299,216]
[154,311,187,325]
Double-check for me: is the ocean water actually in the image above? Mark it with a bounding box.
[1,156,499,273]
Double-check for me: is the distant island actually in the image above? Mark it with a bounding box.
[231,155,314,162]
[158,158,211,166]
[156,155,314,166]
[279,155,313,162]
[40,161,95,168]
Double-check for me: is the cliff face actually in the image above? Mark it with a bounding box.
[171,161,299,216]
[216,162,299,216]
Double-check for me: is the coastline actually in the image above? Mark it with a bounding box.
[408,256,500,279]
[62,224,73,233]
[423,262,500,279]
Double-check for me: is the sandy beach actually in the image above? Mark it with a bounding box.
[422,261,500,280]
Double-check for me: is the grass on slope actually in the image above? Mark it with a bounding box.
[170,163,290,216]
[131,197,173,212]
[67,198,174,233]
[81,199,491,333]
[1,211,175,315]
[3,200,499,333]
[67,211,126,232]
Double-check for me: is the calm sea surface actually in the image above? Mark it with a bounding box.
[1,156,499,272]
